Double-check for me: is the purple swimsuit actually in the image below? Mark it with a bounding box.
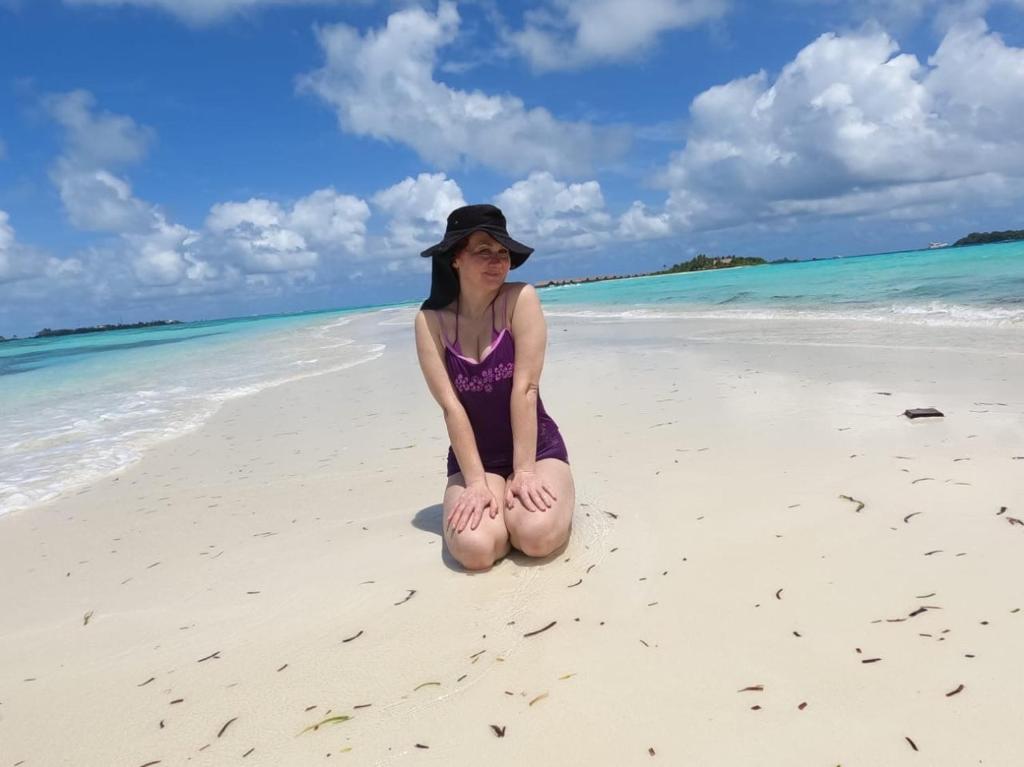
[442,292,569,478]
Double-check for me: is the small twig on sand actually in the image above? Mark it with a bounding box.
[839,494,865,512]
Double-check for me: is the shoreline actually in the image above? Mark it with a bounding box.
[1,313,1022,765]
[3,310,1022,519]
[0,342,388,517]
[0,307,390,518]
[536,260,771,290]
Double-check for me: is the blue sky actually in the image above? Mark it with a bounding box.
[1,0,1022,336]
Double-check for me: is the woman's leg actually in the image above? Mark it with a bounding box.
[504,458,575,558]
[443,472,512,571]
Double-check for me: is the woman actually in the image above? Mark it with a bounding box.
[415,204,574,571]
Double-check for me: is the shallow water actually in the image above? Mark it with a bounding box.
[541,241,1024,329]
[0,308,385,514]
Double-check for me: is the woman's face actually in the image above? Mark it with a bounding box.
[452,231,511,291]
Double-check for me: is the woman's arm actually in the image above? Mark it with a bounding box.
[506,285,556,513]
[509,284,546,475]
[414,310,487,486]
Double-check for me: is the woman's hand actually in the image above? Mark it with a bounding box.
[449,480,499,534]
[505,470,556,514]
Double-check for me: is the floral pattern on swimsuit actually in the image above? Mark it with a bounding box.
[452,361,514,393]
[440,292,569,478]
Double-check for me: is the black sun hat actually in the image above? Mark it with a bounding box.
[420,204,533,267]
[419,204,534,310]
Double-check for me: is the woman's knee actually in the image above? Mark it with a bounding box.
[507,511,570,558]
[448,529,504,571]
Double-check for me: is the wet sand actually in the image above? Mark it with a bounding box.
[1,310,1022,765]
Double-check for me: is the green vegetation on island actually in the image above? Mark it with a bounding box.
[536,253,771,289]
[953,229,1024,247]
[653,253,767,274]
[0,319,183,343]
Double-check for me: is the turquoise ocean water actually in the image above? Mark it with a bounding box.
[542,241,1024,326]
[1,242,1021,515]
[0,308,388,514]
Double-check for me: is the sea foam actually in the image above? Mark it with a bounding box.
[0,312,384,516]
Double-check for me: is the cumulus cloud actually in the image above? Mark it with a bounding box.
[124,218,205,286]
[369,171,616,262]
[628,19,1024,236]
[63,0,350,25]
[43,90,152,167]
[41,91,376,298]
[617,201,673,240]
[205,189,370,273]
[54,166,156,233]
[44,91,157,233]
[494,171,612,251]
[372,172,466,255]
[0,212,13,250]
[206,199,317,274]
[289,188,371,255]
[0,209,83,286]
[299,1,626,176]
[0,211,21,283]
[509,0,729,71]
[43,90,221,289]
[789,0,1024,31]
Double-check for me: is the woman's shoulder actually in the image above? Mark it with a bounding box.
[415,305,447,340]
[503,283,545,330]
[506,282,541,304]
[502,282,534,304]
[417,301,456,325]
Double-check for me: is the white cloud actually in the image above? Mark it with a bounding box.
[53,164,156,233]
[44,91,220,289]
[206,199,317,274]
[289,188,370,255]
[206,188,370,273]
[205,198,284,233]
[41,91,376,296]
[299,1,626,176]
[43,90,152,168]
[126,217,206,286]
[617,201,673,240]
[0,209,83,286]
[0,211,18,283]
[43,92,155,228]
[44,91,158,233]
[371,170,614,261]
[630,19,1024,236]
[494,171,612,251]
[372,172,466,253]
[926,19,1024,140]
[63,0,352,25]
[509,0,729,71]
[765,172,1020,220]
[788,0,1024,32]
[0,211,14,251]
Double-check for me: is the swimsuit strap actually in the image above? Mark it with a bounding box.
[438,304,454,349]
[454,295,460,348]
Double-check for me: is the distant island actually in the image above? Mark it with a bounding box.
[536,253,775,289]
[654,253,769,273]
[953,229,1024,247]
[0,319,182,343]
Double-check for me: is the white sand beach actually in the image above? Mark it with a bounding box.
[2,309,1022,766]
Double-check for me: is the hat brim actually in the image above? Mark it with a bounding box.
[420,225,533,269]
